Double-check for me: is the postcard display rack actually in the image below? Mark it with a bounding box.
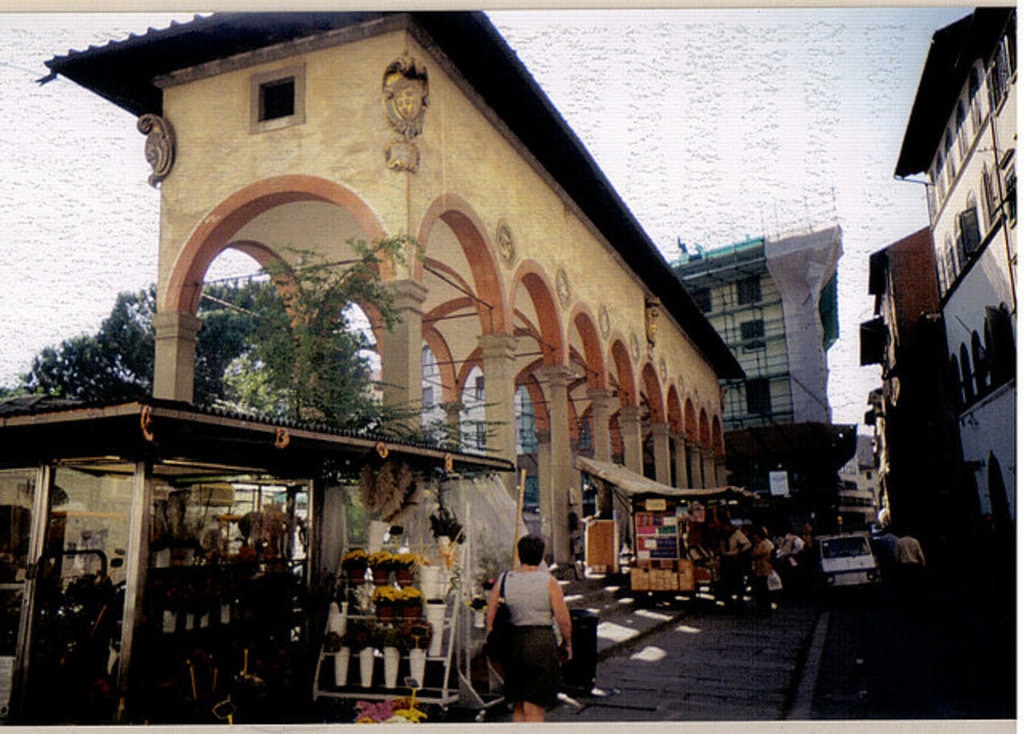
[629,496,696,593]
[312,541,465,706]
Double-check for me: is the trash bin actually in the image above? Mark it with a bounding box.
[562,609,598,694]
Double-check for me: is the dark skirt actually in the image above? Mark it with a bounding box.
[502,626,560,708]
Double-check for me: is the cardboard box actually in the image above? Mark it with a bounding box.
[630,567,651,591]
[676,559,695,592]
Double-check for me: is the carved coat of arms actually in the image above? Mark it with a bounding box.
[382,56,428,172]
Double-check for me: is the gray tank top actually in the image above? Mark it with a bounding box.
[504,569,552,627]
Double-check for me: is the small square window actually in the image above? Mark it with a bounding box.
[736,276,761,305]
[251,64,305,133]
[740,319,765,350]
[260,78,295,121]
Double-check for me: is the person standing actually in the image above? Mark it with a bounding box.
[487,535,573,722]
[718,516,752,608]
[750,526,775,616]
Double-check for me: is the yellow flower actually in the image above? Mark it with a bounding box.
[373,585,401,602]
[394,707,428,723]
[368,550,394,567]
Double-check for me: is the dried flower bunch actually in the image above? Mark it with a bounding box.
[359,460,417,521]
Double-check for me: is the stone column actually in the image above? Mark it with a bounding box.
[537,366,575,564]
[619,405,644,476]
[535,429,552,544]
[153,310,203,402]
[379,280,429,427]
[674,433,690,488]
[687,442,701,488]
[479,334,518,491]
[651,421,672,486]
[442,401,463,448]
[587,388,617,463]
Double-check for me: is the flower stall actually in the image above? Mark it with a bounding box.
[0,399,512,725]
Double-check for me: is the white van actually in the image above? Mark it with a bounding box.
[817,532,881,588]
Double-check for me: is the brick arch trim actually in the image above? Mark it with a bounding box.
[162,175,385,314]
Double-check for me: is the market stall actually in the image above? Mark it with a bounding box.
[575,457,751,601]
[0,398,512,725]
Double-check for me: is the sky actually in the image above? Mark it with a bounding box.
[0,7,972,426]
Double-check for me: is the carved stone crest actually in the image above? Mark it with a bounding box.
[659,357,668,383]
[629,332,641,363]
[382,55,428,173]
[137,113,175,188]
[644,296,661,349]
[599,305,611,339]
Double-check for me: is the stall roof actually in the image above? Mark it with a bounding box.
[575,456,750,500]
[0,398,514,480]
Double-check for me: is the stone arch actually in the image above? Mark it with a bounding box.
[608,337,636,407]
[419,194,507,334]
[510,260,565,367]
[422,326,458,405]
[711,415,725,456]
[162,174,385,314]
[666,384,683,435]
[568,304,607,389]
[698,408,711,449]
[639,362,665,423]
[683,397,698,441]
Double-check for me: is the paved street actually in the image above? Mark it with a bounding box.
[471,568,1015,726]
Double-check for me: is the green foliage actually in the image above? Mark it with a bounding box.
[241,237,413,429]
[11,235,446,442]
[20,288,156,402]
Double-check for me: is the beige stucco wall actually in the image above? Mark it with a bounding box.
[155,24,724,426]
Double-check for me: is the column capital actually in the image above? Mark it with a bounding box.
[619,405,643,424]
[535,365,575,389]
[152,310,203,340]
[478,333,518,361]
[387,278,429,311]
[651,421,671,438]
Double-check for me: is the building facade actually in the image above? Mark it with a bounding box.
[860,228,967,554]
[893,8,1016,546]
[44,12,742,563]
[673,226,842,432]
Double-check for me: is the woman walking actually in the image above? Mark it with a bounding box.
[750,526,775,617]
[486,535,573,722]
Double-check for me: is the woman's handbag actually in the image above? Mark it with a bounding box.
[485,572,512,662]
[767,569,783,592]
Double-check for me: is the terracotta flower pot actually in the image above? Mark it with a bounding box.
[372,568,391,586]
[401,602,423,620]
[395,568,414,587]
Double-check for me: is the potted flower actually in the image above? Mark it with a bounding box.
[405,620,432,687]
[368,550,394,585]
[373,585,400,621]
[429,506,463,545]
[376,623,407,689]
[341,549,369,586]
[391,552,420,587]
[467,596,488,628]
[343,621,376,688]
[397,585,424,620]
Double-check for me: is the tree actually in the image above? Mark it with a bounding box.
[19,288,156,402]
[236,237,413,431]
[11,236,429,440]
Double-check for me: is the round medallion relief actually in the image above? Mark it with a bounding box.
[496,220,515,266]
[556,268,571,307]
[599,305,611,339]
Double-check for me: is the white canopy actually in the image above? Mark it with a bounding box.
[575,456,750,500]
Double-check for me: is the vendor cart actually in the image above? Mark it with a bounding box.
[575,457,751,604]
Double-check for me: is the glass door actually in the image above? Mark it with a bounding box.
[0,468,35,722]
